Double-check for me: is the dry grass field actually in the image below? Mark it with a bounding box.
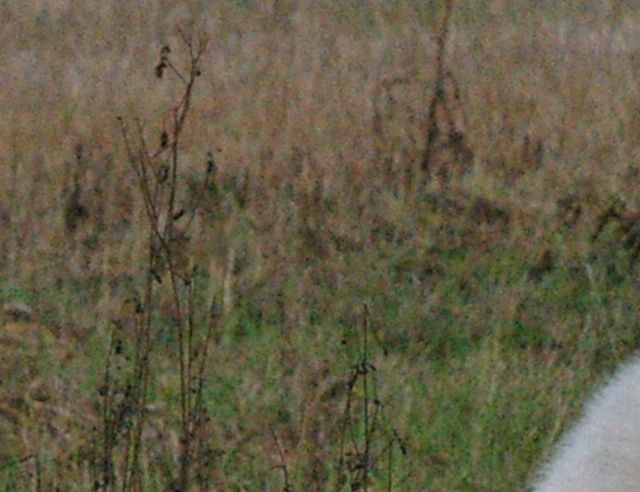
[2,0,640,490]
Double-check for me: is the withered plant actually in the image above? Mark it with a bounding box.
[420,0,473,186]
[94,28,220,491]
[371,0,473,197]
[334,304,410,492]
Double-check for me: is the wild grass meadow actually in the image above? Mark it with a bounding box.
[2,1,640,490]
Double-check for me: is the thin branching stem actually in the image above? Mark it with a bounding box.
[362,303,370,492]
[111,28,211,492]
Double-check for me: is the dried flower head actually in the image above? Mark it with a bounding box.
[155,62,165,78]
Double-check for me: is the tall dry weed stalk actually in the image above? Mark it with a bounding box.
[94,28,220,491]
[335,304,409,491]
[420,0,473,186]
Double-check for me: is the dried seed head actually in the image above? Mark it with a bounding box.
[75,143,83,161]
[156,163,169,184]
[206,151,217,175]
[161,45,171,55]
[160,130,168,148]
[155,62,165,78]
[173,209,185,221]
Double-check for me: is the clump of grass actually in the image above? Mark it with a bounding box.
[592,195,640,264]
